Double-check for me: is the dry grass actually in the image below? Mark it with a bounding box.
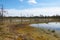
[0,20,60,40]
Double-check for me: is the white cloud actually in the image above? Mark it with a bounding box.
[5,7,60,17]
[19,0,23,2]
[19,0,37,5]
[28,0,37,5]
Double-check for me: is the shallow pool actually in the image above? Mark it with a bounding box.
[30,22,60,30]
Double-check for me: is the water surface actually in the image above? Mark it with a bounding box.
[30,22,60,30]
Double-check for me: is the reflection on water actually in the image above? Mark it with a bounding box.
[30,22,60,30]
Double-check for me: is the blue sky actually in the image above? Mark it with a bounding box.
[0,0,60,16]
[0,0,60,9]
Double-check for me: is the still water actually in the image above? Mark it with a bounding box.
[30,22,60,30]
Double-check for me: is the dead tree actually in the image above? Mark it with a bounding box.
[0,4,6,24]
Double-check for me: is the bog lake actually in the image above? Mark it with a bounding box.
[30,22,60,30]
